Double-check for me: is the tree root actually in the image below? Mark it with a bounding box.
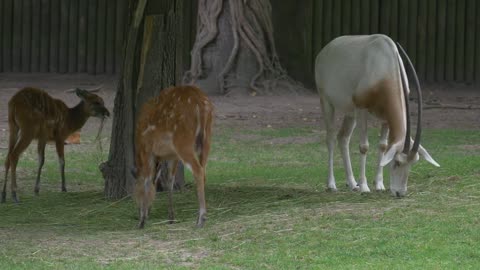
[184,0,301,95]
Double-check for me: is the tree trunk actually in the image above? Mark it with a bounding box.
[184,0,303,96]
[101,0,190,199]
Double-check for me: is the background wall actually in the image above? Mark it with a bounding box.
[272,0,480,87]
[0,0,130,74]
[2,0,480,87]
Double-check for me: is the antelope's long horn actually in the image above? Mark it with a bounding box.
[65,84,103,93]
[397,44,411,154]
[396,42,422,154]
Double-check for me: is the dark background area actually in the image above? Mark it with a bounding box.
[1,0,479,88]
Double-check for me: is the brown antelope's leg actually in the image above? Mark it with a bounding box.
[34,140,47,195]
[9,134,34,203]
[3,126,19,203]
[184,156,206,227]
[55,140,67,192]
[167,160,179,224]
[2,154,11,203]
[2,157,9,203]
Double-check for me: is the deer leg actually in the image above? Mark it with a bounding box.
[166,160,179,224]
[34,140,47,195]
[337,114,358,191]
[375,123,389,191]
[3,124,21,203]
[358,110,370,193]
[180,151,206,228]
[2,154,11,203]
[8,133,34,203]
[2,157,9,203]
[55,140,67,192]
[321,98,337,191]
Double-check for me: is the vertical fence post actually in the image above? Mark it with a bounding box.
[40,0,51,72]
[454,0,466,82]
[464,0,476,84]
[87,0,97,74]
[95,0,106,74]
[78,0,88,72]
[12,0,22,72]
[417,0,427,80]
[68,0,79,73]
[434,0,445,82]
[49,0,59,72]
[22,0,32,72]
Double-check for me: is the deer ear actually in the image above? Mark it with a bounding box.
[130,167,137,178]
[75,88,89,99]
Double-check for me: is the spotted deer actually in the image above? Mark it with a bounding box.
[315,34,439,197]
[134,85,213,229]
[2,87,110,203]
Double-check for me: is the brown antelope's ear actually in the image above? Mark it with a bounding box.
[75,88,90,99]
[130,167,137,178]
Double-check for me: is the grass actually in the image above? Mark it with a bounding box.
[0,126,479,269]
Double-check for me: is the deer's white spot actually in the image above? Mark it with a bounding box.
[185,163,192,172]
[142,125,156,136]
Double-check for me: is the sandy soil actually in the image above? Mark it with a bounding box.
[0,73,478,143]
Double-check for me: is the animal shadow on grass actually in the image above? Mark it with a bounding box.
[0,185,391,231]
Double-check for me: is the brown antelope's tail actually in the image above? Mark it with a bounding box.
[195,103,213,168]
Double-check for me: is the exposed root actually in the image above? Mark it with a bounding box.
[184,0,302,95]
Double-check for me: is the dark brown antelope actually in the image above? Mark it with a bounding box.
[134,85,213,229]
[2,87,110,203]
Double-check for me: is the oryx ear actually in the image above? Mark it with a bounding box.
[380,147,396,166]
[380,142,402,167]
[418,145,440,167]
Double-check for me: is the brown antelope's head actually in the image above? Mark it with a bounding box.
[75,88,110,118]
[380,42,440,197]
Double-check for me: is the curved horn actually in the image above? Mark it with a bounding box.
[65,84,103,93]
[397,49,411,154]
[396,42,422,154]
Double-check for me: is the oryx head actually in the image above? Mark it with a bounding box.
[380,43,440,197]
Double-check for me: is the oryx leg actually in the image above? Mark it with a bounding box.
[358,110,370,193]
[321,98,337,191]
[375,123,389,191]
[337,113,358,191]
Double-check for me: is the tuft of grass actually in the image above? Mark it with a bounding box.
[0,127,479,269]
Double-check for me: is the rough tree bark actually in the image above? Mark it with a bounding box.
[183,0,302,96]
[101,0,189,199]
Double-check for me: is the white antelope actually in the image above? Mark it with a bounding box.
[314,34,439,197]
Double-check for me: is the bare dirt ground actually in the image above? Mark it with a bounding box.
[0,73,478,143]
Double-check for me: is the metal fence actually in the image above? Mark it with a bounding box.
[0,0,128,74]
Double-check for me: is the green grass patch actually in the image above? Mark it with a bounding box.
[0,127,479,269]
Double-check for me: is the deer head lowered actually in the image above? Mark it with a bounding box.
[133,85,213,229]
[2,87,110,203]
